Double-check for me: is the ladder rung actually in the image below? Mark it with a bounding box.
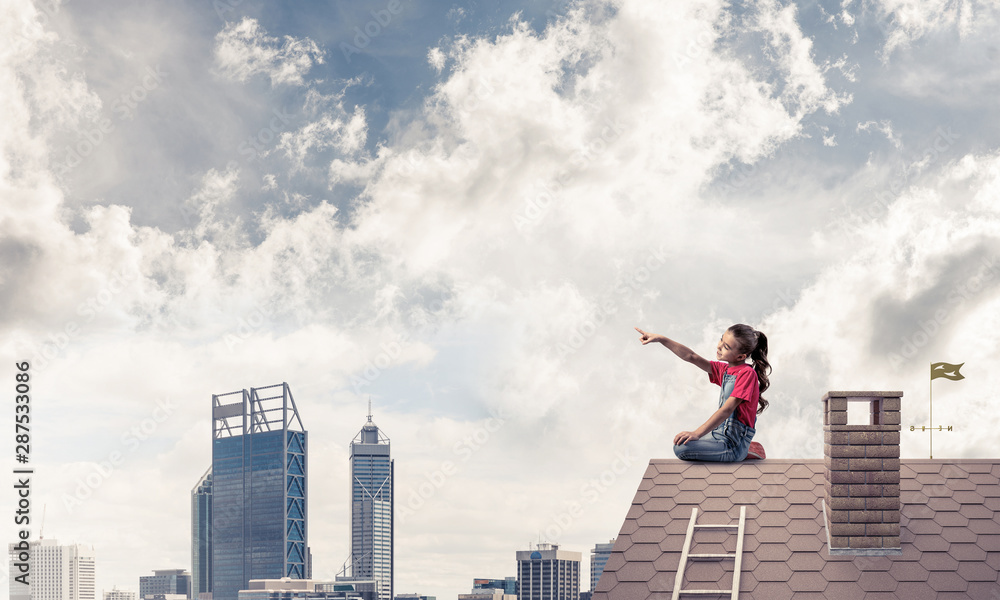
[689,553,734,559]
[695,523,738,529]
[678,590,733,595]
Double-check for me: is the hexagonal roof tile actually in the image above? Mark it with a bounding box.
[622,542,662,563]
[751,581,794,600]
[704,472,736,486]
[786,518,822,536]
[785,504,819,519]
[785,464,817,480]
[681,560,727,583]
[857,571,897,591]
[821,581,865,600]
[786,534,825,553]
[756,542,793,563]
[967,518,1000,535]
[890,581,938,600]
[820,560,861,582]
[957,503,993,519]
[786,571,827,592]
[933,511,969,528]
[786,551,826,572]
[678,477,709,491]
[886,560,929,582]
[955,560,997,581]
[925,570,969,592]
[939,526,977,544]
[613,561,656,583]
[951,490,986,504]
[757,496,791,512]
[731,465,761,479]
[947,543,987,562]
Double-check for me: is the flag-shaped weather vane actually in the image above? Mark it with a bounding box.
[910,362,964,458]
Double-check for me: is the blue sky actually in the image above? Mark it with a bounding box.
[3,0,1000,598]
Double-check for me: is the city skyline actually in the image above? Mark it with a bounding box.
[5,393,615,600]
[4,0,1000,598]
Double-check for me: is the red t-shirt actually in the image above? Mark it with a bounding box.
[708,361,760,428]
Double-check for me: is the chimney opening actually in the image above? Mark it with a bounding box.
[846,398,883,425]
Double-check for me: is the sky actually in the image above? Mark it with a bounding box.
[2,0,1000,598]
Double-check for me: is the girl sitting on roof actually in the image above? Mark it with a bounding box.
[635,324,770,462]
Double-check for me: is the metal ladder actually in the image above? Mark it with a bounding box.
[671,506,747,600]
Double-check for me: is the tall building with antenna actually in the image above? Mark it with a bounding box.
[211,383,308,600]
[345,402,393,600]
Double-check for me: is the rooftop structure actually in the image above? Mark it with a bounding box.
[593,391,1000,599]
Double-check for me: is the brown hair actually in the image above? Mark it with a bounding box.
[727,324,771,413]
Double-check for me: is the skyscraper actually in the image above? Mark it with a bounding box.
[211,383,308,600]
[191,468,212,600]
[515,544,580,600]
[346,409,393,600]
[589,540,615,592]
[7,539,96,600]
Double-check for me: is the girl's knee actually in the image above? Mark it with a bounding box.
[673,444,693,460]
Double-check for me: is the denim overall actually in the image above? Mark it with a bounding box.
[673,366,756,462]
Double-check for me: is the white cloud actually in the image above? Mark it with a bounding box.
[873,0,1000,57]
[427,46,446,72]
[858,118,902,148]
[754,0,851,116]
[261,172,277,190]
[342,0,847,282]
[767,150,1000,458]
[213,17,324,86]
[277,108,368,171]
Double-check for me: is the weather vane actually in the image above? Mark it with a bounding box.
[908,362,963,458]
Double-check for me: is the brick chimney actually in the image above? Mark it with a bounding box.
[822,390,903,554]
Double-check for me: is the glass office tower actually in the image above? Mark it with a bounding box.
[347,411,393,600]
[212,383,307,600]
[192,468,213,599]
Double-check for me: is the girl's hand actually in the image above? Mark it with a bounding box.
[674,431,700,445]
[635,327,664,345]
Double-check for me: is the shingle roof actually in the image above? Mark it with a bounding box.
[592,459,1000,599]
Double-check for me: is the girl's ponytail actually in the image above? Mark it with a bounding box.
[751,330,770,414]
[727,324,772,414]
